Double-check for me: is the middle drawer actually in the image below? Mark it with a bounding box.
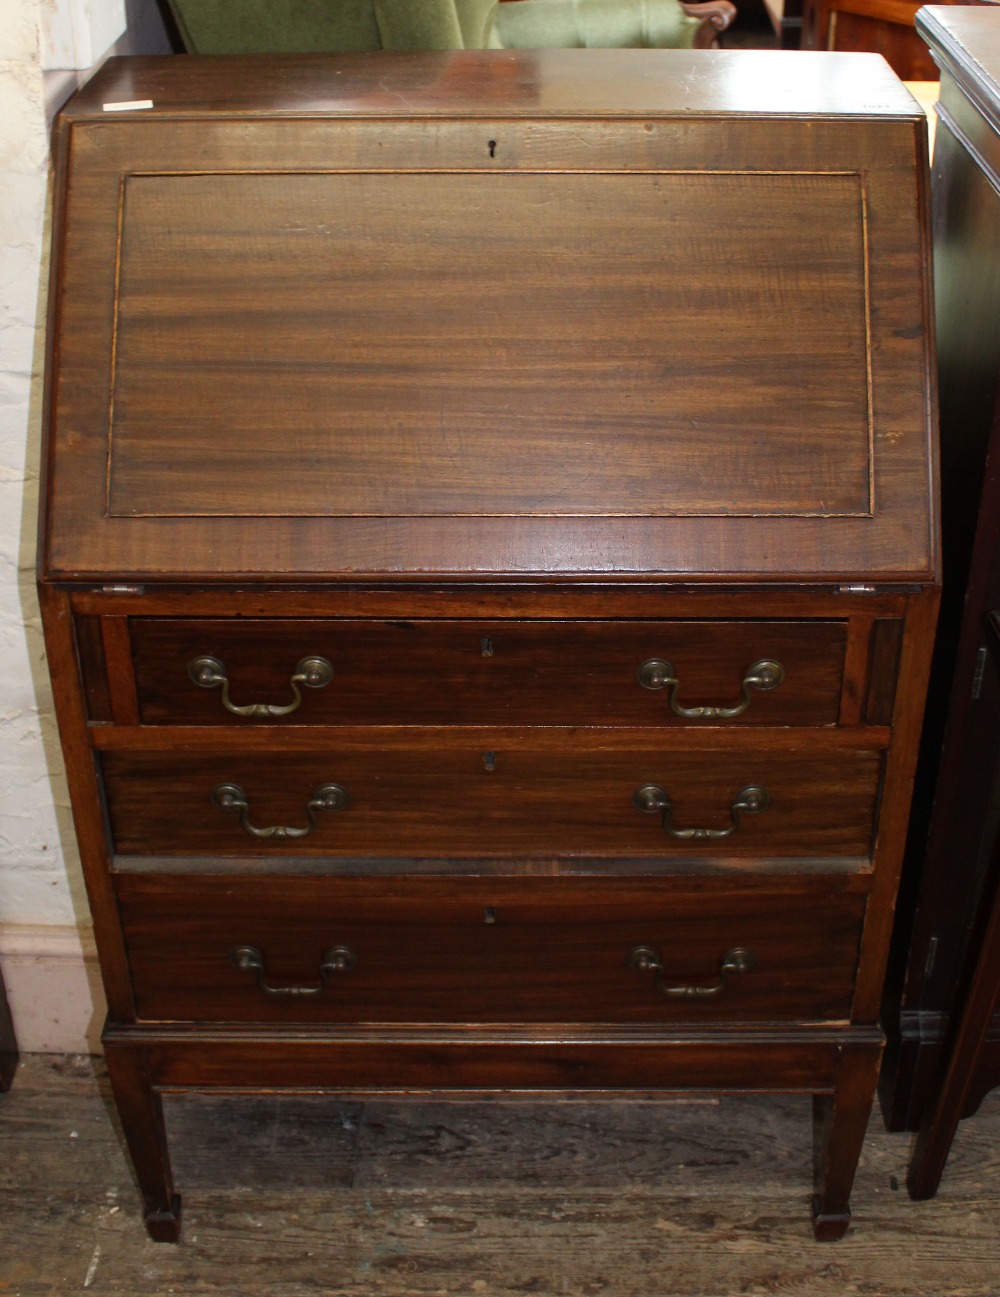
[102,739,882,860]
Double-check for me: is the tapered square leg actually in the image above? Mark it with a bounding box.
[104,1039,182,1242]
[811,1045,882,1240]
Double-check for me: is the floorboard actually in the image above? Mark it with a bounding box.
[1,1055,999,1295]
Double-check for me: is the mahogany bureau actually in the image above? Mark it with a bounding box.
[38,49,939,1241]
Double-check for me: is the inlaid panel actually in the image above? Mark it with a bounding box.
[108,169,871,520]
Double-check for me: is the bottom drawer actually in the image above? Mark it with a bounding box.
[117,874,868,1025]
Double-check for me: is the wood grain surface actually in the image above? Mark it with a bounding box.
[2,1054,999,1295]
[40,53,936,581]
[101,743,883,858]
[128,617,849,728]
[36,50,941,1245]
[115,871,868,1025]
[108,170,872,520]
[802,0,943,80]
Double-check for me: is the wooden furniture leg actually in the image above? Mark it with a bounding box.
[812,1045,882,1239]
[0,966,17,1092]
[103,1039,182,1241]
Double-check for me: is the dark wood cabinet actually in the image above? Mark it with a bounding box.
[906,608,1000,1196]
[39,49,938,1242]
[800,0,998,79]
[879,5,1000,1163]
[801,0,940,77]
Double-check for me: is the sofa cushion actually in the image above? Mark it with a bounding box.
[494,0,693,48]
[166,0,382,52]
[374,0,467,47]
[455,0,504,46]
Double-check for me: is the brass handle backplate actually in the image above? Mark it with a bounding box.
[188,654,333,717]
[637,657,784,718]
[211,782,348,839]
[627,944,757,997]
[230,944,357,996]
[633,783,770,840]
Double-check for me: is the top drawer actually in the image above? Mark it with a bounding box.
[127,619,848,727]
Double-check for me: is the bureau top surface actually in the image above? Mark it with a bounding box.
[40,51,937,584]
[67,49,921,121]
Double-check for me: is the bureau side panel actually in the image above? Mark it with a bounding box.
[37,586,135,1018]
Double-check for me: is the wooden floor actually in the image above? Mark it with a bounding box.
[2,1056,999,1294]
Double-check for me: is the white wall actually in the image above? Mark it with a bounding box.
[0,0,169,1053]
[42,0,128,69]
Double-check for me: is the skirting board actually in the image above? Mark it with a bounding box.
[0,924,105,1054]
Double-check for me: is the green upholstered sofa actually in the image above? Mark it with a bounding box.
[163,0,736,55]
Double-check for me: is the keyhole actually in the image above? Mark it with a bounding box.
[484,907,497,925]
[488,139,497,158]
[482,751,496,772]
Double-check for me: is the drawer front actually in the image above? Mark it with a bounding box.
[129,619,847,727]
[102,742,881,859]
[117,873,868,1025]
